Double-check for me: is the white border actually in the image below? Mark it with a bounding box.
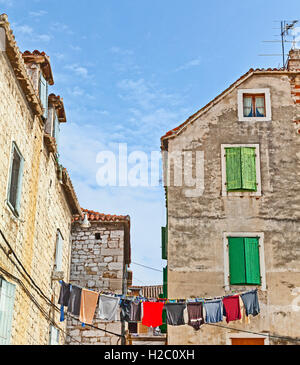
[221,144,262,197]
[223,231,266,292]
[237,88,271,122]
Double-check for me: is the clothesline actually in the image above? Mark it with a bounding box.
[59,280,256,302]
[58,281,260,331]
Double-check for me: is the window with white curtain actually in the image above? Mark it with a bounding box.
[238,89,271,122]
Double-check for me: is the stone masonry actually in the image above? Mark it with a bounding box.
[66,209,131,345]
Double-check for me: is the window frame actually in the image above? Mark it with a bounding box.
[54,229,64,272]
[223,232,266,292]
[0,278,16,345]
[49,325,60,345]
[7,142,24,217]
[221,144,262,197]
[237,88,271,122]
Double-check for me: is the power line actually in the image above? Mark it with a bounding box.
[131,261,163,272]
[204,322,300,344]
[0,230,124,340]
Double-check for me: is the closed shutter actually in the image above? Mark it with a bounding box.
[161,226,167,260]
[39,73,48,119]
[225,148,242,191]
[244,237,261,284]
[163,266,168,299]
[0,279,16,345]
[228,237,246,285]
[241,147,257,191]
[55,231,64,272]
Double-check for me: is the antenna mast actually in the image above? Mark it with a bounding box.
[260,20,299,68]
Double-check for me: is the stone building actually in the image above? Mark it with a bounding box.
[160,49,300,345]
[0,14,81,345]
[66,209,131,345]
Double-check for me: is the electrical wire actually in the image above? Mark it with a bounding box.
[204,322,300,344]
[0,230,125,340]
[2,229,300,344]
[131,261,163,272]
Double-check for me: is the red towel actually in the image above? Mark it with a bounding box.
[222,295,241,323]
[142,302,165,328]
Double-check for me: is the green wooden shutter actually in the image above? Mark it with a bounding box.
[0,279,16,345]
[161,226,168,260]
[39,73,48,119]
[163,266,168,299]
[244,237,261,284]
[225,147,242,191]
[241,147,257,191]
[228,237,246,285]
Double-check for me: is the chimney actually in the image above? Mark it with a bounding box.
[287,48,300,71]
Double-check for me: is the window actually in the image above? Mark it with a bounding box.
[221,144,261,197]
[237,89,271,122]
[243,94,265,117]
[39,72,48,119]
[223,232,266,291]
[7,142,24,216]
[49,325,60,345]
[54,230,64,272]
[0,278,16,345]
[225,147,256,191]
[228,237,261,285]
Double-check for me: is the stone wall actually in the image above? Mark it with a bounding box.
[66,221,127,345]
[0,45,77,344]
[165,72,300,344]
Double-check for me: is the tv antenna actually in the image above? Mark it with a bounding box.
[259,20,299,68]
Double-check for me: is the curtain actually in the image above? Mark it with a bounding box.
[255,96,265,117]
[243,97,253,117]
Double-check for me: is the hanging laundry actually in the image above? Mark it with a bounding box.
[239,296,250,324]
[164,303,186,326]
[203,299,223,323]
[240,289,260,317]
[142,302,165,328]
[99,294,120,321]
[79,288,99,325]
[130,301,142,322]
[58,281,71,307]
[120,299,132,322]
[67,285,82,316]
[222,295,241,323]
[187,302,204,330]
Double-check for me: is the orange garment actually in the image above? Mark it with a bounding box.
[79,288,99,325]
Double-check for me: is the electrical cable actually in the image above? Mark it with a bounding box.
[131,261,163,272]
[2,230,300,343]
[204,322,300,344]
[0,230,125,339]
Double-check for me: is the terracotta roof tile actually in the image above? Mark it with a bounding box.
[74,208,130,223]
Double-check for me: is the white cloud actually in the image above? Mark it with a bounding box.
[174,57,202,72]
[65,64,89,78]
[29,10,47,17]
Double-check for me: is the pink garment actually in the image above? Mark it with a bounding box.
[79,289,99,325]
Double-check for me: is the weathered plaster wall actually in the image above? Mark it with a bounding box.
[66,222,126,345]
[166,74,300,344]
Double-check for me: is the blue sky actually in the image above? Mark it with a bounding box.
[1,0,300,286]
